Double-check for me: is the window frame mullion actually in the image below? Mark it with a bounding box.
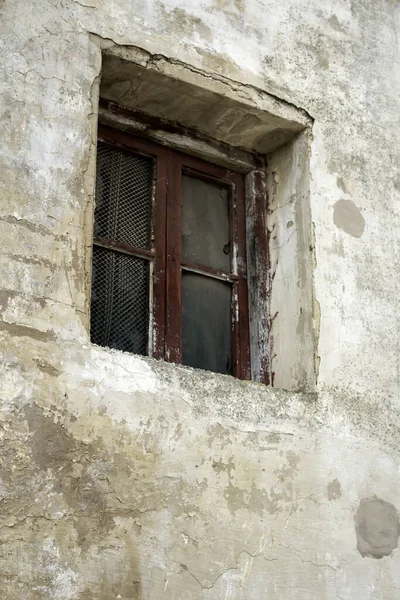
[164,152,183,363]
[151,152,168,360]
[232,172,251,380]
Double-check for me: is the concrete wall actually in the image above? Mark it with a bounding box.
[1,0,400,598]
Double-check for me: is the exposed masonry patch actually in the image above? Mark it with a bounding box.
[333,199,365,238]
[355,497,400,559]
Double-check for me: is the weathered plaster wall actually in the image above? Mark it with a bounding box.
[1,0,400,598]
[268,130,314,390]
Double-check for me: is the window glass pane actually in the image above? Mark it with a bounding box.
[182,272,232,375]
[95,142,153,249]
[181,174,230,272]
[91,245,149,355]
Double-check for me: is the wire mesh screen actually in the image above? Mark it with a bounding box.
[94,142,153,250]
[182,272,232,374]
[182,175,230,272]
[91,245,149,355]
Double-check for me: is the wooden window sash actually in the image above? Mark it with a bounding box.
[178,155,251,379]
[95,124,252,379]
[96,125,169,359]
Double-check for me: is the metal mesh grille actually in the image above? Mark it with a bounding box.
[94,142,153,249]
[90,245,149,355]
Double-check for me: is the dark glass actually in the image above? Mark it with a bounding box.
[182,272,232,374]
[91,245,148,355]
[95,142,153,249]
[181,174,230,272]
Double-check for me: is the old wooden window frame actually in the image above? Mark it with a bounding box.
[92,122,270,383]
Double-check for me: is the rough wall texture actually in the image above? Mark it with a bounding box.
[1,0,400,598]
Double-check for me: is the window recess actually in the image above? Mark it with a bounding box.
[90,124,265,381]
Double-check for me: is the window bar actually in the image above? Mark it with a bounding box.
[181,260,238,283]
[93,237,155,260]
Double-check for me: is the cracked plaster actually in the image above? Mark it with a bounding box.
[1,0,400,599]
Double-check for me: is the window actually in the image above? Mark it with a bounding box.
[90,125,251,379]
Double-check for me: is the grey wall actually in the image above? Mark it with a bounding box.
[1,0,400,598]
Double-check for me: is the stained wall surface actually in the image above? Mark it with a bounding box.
[1,0,400,598]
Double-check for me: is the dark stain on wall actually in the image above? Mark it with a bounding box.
[355,497,400,558]
[23,404,144,599]
[333,199,365,238]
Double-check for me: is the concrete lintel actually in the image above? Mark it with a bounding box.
[100,45,312,154]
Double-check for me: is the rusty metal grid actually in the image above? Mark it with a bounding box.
[94,141,153,250]
[90,245,149,355]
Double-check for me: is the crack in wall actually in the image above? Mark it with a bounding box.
[181,548,279,590]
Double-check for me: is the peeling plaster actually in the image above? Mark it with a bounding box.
[1,0,400,598]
